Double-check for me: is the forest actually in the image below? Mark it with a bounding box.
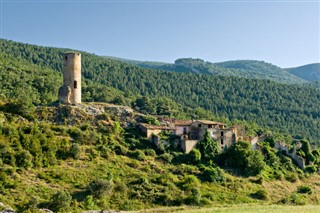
[0,39,319,145]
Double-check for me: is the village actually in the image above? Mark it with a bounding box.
[58,52,307,170]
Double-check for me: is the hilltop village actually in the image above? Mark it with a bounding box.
[55,52,308,170]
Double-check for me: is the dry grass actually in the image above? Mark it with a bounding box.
[130,205,320,213]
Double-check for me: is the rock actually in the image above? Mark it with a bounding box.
[0,202,14,213]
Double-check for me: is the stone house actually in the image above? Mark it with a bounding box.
[139,119,238,154]
[174,120,237,153]
[139,123,175,139]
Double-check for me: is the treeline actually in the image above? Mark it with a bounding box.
[0,39,319,144]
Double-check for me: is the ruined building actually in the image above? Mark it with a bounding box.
[58,52,81,104]
[140,119,238,154]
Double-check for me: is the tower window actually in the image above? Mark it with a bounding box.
[65,56,68,60]
[221,131,224,136]
[74,81,77,89]
[221,139,224,145]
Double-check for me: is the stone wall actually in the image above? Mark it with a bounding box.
[181,139,198,154]
[274,141,305,169]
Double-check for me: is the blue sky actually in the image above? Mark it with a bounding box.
[1,0,319,67]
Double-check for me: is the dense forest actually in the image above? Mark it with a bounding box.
[0,39,319,145]
[107,56,307,84]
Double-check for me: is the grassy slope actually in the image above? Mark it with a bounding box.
[0,104,320,212]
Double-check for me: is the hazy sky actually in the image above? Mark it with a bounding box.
[1,0,319,67]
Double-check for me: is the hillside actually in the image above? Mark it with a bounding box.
[106,57,307,84]
[0,102,320,212]
[286,63,320,82]
[0,39,319,144]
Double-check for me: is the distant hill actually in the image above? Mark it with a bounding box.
[286,63,320,82]
[106,57,307,84]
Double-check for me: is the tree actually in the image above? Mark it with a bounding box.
[49,191,72,212]
[223,141,265,176]
[198,130,221,162]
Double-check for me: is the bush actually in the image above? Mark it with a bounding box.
[88,178,114,198]
[285,172,299,182]
[188,149,201,164]
[180,175,200,190]
[49,191,72,212]
[185,187,201,206]
[289,193,307,205]
[202,166,226,183]
[157,153,173,163]
[297,185,312,194]
[69,143,81,159]
[305,165,317,174]
[130,150,145,161]
[82,195,98,210]
[15,150,33,169]
[251,189,268,200]
[145,149,156,157]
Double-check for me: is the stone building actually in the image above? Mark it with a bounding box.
[58,52,81,104]
[139,119,238,154]
[175,120,237,153]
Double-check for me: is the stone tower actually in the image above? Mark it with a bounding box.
[58,52,81,104]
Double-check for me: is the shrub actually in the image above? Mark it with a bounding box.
[188,149,201,164]
[49,191,72,212]
[285,172,299,182]
[158,153,173,163]
[145,149,156,157]
[305,165,317,174]
[251,189,268,200]
[289,193,307,205]
[114,144,128,155]
[130,150,145,161]
[185,187,201,206]
[297,185,312,194]
[202,166,226,183]
[15,150,33,169]
[88,178,114,198]
[180,175,200,190]
[69,143,81,159]
[82,195,98,210]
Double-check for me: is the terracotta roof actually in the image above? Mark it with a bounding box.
[140,123,175,130]
[174,120,193,126]
[196,120,225,125]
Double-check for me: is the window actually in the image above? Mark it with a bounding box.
[221,131,224,136]
[183,127,187,134]
[221,139,224,145]
[208,125,212,128]
[65,56,68,60]
[74,81,77,89]
[198,124,201,128]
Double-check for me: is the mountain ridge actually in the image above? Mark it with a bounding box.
[104,56,313,84]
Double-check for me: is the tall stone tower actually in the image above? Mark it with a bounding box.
[58,52,81,104]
